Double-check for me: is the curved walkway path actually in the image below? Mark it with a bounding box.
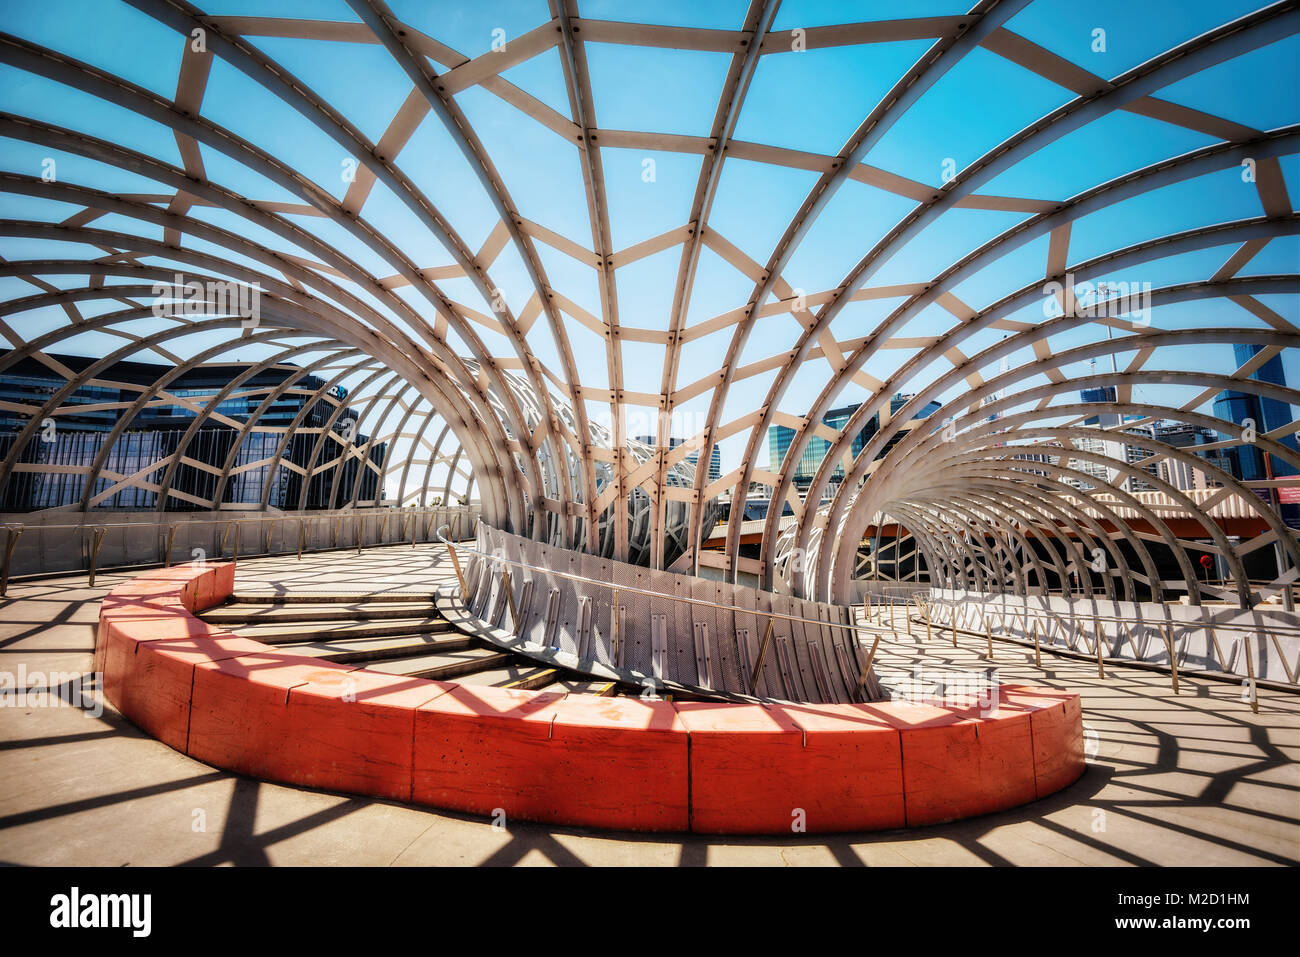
[1,544,1296,865]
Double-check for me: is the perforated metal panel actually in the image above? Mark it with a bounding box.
[834,638,861,702]
[525,542,557,649]
[769,594,807,701]
[552,542,583,656]
[576,595,593,659]
[825,605,851,694]
[490,581,508,629]
[515,578,534,640]
[827,602,858,701]
[688,577,717,689]
[660,569,697,686]
[614,563,655,676]
[472,559,494,619]
[789,597,821,701]
[809,602,842,702]
[650,613,668,681]
[808,641,835,703]
[542,586,561,648]
[733,584,761,697]
[749,588,780,699]
[502,532,527,638]
[455,525,883,702]
[692,620,714,688]
[711,579,743,694]
[774,635,799,701]
[579,552,614,668]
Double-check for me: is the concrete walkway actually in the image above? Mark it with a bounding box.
[2,544,1296,866]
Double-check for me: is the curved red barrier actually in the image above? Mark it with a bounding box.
[96,564,1085,834]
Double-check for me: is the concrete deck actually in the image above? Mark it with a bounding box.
[2,544,1296,866]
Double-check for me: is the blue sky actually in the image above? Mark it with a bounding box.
[0,0,1296,494]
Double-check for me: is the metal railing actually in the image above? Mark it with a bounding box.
[437,525,887,698]
[915,593,1300,654]
[907,593,1300,710]
[438,526,1291,703]
[0,506,479,595]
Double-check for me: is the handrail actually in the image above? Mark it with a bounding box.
[435,525,892,640]
[910,593,1294,706]
[0,506,479,595]
[436,525,892,699]
[915,593,1300,638]
[433,523,1300,645]
[442,526,1300,701]
[0,504,473,532]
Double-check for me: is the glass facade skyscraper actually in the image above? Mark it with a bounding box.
[767,394,940,494]
[633,435,721,483]
[1213,344,1299,481]
[1213,344,1298,527]
[0,352,385,511]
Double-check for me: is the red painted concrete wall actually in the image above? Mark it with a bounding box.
[96,564,1086,834]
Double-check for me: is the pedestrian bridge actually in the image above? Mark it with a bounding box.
[0,0,1297,848]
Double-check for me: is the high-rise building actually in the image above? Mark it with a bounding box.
[1213,345,1300,480]
[1121,421,1161,492]
[1152,422,1232,491]
[1213,344,1299,526]
[1068,385,1126,490]
[1071,385,1243,495]
[633,436,721,483]
[767,394,941,494]
[0,352,386,510]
